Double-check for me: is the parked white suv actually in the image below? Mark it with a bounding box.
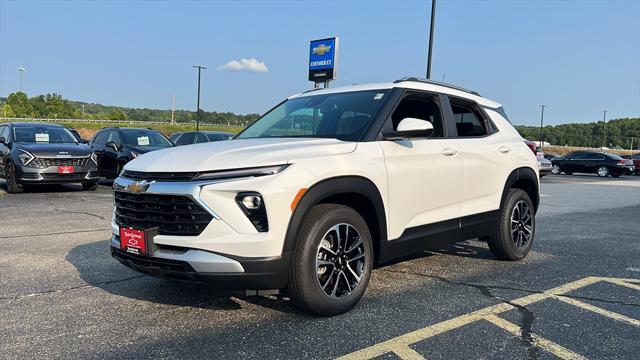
[111,77,539,316]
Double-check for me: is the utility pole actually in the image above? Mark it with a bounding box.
[539,105,545,149]
[426,0,436,79]
[17,66,25,92]
[602,110,607,148]
[81,105,85,119]
[171,93,175,125]
[630,137,634,151]
[192,65,207,131]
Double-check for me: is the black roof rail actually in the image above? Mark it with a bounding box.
[393,77,481,96]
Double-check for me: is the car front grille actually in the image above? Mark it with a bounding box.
[39,157,92,167]
[41,172,88,181]
[121,170,198,182]
[114,192,213,236]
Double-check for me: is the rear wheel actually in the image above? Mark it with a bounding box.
[597,166,609,177]
[288,204,373,316]
[488,189,535,261]
[5,162,23,194]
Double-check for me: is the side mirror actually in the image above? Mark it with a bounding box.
[106,141,119,152]
[79,138,88,144]
[384,118,434,140]
[0,137,6,145]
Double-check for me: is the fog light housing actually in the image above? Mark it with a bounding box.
[235,192,268,232]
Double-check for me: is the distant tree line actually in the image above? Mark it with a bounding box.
[0,92,260,126]
[515,118,640,149]
[1,91,639,148]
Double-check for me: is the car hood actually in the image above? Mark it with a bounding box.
[124,137,357,172]
[15,142,92,157]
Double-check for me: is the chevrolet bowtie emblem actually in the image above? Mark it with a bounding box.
[126,180,154,194]
[312,44,332,56]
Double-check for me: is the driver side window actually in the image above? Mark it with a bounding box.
[389,93,444,137]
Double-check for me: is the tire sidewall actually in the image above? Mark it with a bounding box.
[597,166,609,177]
[498,189,535,260]
[5,161,22,193]
[292,205,373,315]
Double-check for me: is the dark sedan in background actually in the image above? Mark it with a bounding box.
[169,130,234,146]
[551,151,635,177]
[0,122,99,193]
[89,127,174,178]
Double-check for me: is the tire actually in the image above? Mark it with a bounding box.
[82,181,98,191]
[597,166,609,177]
[488,189,535,261]
[5,162,23,194]
[288,203,373,316]
[551,165,561,175]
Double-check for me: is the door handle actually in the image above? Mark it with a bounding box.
[441,148,458,156]
[499,145,512,153]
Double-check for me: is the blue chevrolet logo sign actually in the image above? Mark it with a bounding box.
[309,37,338,81]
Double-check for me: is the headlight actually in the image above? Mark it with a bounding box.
[193,164,289,181]
[18,150,35,166]
[90,152,98,165]
[236,192,268,232]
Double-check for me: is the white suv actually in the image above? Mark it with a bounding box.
[111,77,539,316]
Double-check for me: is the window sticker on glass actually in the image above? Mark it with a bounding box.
[373,93,385,100]
[137,136,150,146]
[35,133,50,142]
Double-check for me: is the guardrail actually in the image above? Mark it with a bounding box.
[0,117,246,128]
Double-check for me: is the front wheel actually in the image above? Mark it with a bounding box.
[82,181,98,191]
[488,189,535,261]
[551,165,561,175]
[5,162,23,194]
[597,166,609,177]
[288,204,373,316]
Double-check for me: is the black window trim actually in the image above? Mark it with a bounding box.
[375,88,452,140]
[443,95,499,139]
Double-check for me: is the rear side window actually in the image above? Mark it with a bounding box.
[194,133,208,143]
[450,98,488,137]
[175,132,195,145]
[94,131,108,145]
[570,153,586,160]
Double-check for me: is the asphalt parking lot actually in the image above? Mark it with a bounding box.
[1,174,639,359]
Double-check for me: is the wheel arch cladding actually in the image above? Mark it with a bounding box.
[283,176,387,264]
[501,167,539,212]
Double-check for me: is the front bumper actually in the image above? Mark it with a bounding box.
[16,163,99,184]
[110,235,290,289]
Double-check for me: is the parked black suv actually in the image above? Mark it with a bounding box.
[169,131,234,146]
[0,122,99,193]
[551,151,635,177]
[89,127,173,178]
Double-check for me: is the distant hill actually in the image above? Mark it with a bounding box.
[0,92,260,126]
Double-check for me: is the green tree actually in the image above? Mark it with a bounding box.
[6,92,32,117]
[1,103,14,117]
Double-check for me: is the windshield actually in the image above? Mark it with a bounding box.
[13,125,79,143]
[236,90,389,141]
[121,130,172,147]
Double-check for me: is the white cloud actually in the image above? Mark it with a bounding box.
[216,58,268,73]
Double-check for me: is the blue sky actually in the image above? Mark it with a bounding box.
[1,0,639,125]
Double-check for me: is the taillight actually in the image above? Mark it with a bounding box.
[524,141,536,154]
[617,160,626,166]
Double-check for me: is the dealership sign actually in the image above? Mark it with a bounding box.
[308,37,338,82]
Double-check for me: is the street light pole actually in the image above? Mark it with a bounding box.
[192,65,207,131]
[426,0,436,79]
[17,66,25,92]
[602,110,607,148]
[539,105,545,149]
